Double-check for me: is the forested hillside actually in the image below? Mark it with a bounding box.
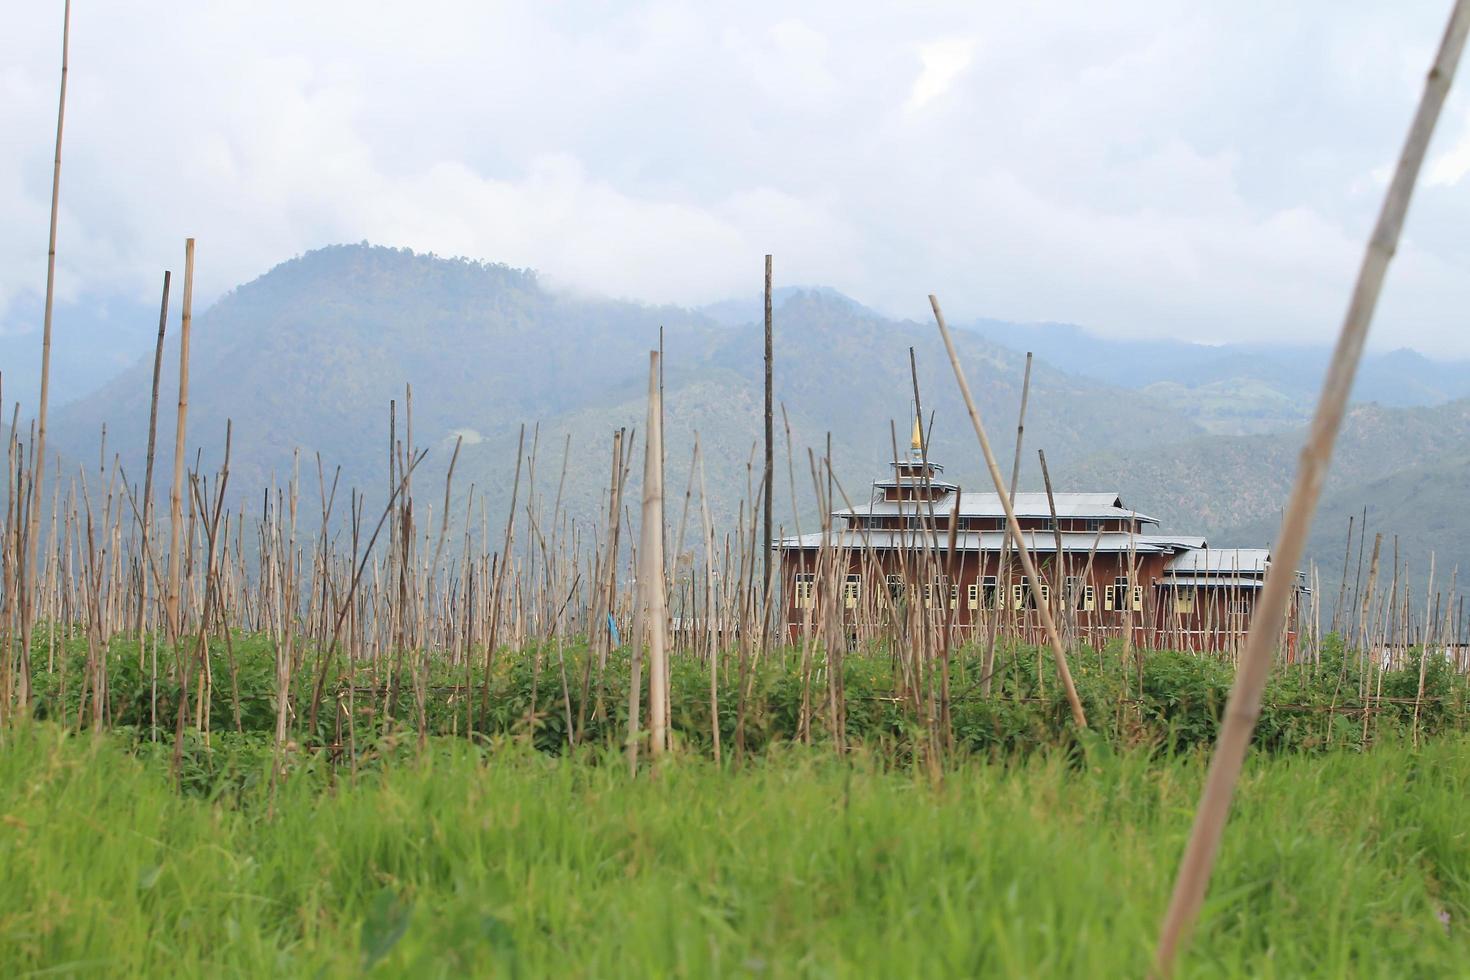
[35,243,1469,587]
[1058,400,1470,593]
[966,320,1470,434]
[47,244,1196,540]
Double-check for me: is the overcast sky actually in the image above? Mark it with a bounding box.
[5,2,1470,355]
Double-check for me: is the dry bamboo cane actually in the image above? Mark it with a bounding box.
[136,271,170,643]
[983,352,1033,696]
[165,241,196,774]
[1412,553,1437,745]
[930,297,1085,728]
[22,0,72,708]
[1038,450,1067,645]
[165,241,195,641]
[695,436,721,764]
[763,255,774,613]
[1350,506,1368,642]
[1333,513,1355,634]
[637,351,669,763]
[1153,6,1470,972]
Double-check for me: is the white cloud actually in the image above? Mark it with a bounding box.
[3,1,1470,358]
[905,37,977,113]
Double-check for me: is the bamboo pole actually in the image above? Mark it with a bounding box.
[982,351,1033,696]
[763,255,774,613]
[1038,450,1067,644]
[22,0,72,708]
[637,352,669,764]
[1333,513,1354,634]
[165,240,195,642]
[1153,7,1470,972]
[695,436,721,764]
[929,296,1085,728]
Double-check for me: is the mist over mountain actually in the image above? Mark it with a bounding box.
[10,242,1464,590]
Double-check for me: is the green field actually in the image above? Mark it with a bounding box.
[7,634,1469,976]
[20,631,1470,758]
[2,719,1468,977]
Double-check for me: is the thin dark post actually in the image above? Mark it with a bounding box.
[1333,513,1354,634]
[763,255,774,607]
[136,270,171,640]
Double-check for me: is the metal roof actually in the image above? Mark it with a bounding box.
[1164,549,1270,574]
[871,478,961,491]
[837,490,1158,525]
[776,529,1198,555]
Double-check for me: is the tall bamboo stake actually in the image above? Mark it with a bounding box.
[929,296,1086,728]
[640,351,669,761]
[165,241,195,641]
[763,255,774,611]
[136,270,171,641]
[23,0,72,707]
[1153,6,1470,972]
[695,435,721,764]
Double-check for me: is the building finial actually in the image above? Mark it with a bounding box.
[910,414,923,458]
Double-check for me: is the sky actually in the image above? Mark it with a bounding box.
[4,1,1470,358]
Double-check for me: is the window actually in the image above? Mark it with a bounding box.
[1066,576,1094,612]
[1084,518,1104,532]
[886,574,904,602]
[1109,577,1129,612]
[923,580,957,610]
[1131,586,1144,612]
[982,575,998,608]
[794,573,815,609]
[1173,588,1195,614]
[967,582,979,610]
[844,574,861,609]
[1013,581,1046,609]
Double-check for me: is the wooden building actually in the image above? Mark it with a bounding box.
[777,423,1306,655]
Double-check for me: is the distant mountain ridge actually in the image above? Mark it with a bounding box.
[44,244,1194,538]
[1057,399,1470,594]
[964,318,1470,434]
[14,242,1466,596]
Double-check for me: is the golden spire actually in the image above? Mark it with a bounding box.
[910,415,923,455]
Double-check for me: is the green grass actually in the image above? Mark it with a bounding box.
[2,723,1468,977]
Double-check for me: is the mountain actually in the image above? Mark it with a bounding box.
[44,245,1196,545]
[51,245,721,508]
[1058,400,1470,595]
[964,319,1470,434]
[1,291,159,414]
[697,286,886,328]
[23,243,1470,600]
[1224,451,1470,608]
